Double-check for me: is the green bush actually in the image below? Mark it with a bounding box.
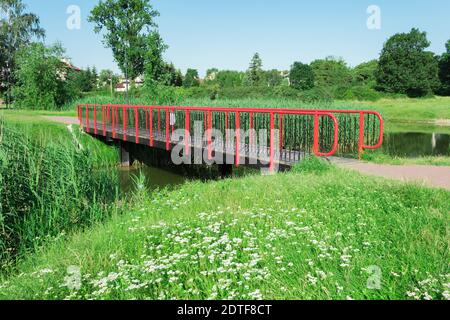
[291,156,331,173]
[12,43,80,110]
[350,86,381,101]
[298,87,334,103]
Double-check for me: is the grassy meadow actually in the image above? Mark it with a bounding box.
[0,159,449,300]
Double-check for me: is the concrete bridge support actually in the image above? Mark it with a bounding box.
[119,141,131,167]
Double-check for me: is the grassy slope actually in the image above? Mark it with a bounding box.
[1,165,448,300]
[1,109,116,167]
[343,97,450,123]
[362,151,450,166]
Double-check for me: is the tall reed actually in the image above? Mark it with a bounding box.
[0,120,118,268]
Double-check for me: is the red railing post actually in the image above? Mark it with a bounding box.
[207,110,212,160]
[135,108,139,144]
[185,110,190,155]
[123,106,127,141]
[77,105,81,126]
[235,111,240,166]
[85,106,89,133]
[102,106,106,136]
[93,106,98,135]
[166,109,170,151]
[112,106,116,138]
[149,108,154,146]
[158,109,161,135]
[313,112,319,155]
[249,112,254,150]
[107,105,111,129]
[225,112,229,149]
[279,114,283,150]
[358,112,365,159]
[270,112,275,172]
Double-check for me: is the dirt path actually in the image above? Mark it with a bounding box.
[43,116,79,125]
[333,158,450,191]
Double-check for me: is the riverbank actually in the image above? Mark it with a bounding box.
[0,113,120,268]
[1,161,449,300]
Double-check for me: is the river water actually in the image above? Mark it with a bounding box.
[118,166,187,194]
[383,132,450,157]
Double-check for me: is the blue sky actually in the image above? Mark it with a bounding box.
[23,0,450,76]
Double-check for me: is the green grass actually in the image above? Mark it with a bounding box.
[342,97,450,124]
[0,114,119,268]
[1,161,448,300]
[0,109,116,167]
[362,150,450,166]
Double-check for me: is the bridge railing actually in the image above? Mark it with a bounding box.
[77,104,383,169]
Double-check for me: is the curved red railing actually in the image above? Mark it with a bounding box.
[77,104,384,169]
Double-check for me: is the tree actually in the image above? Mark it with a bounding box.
[205,68,219,82]
[158,63,183,87]
[183,69,200,88]
[310,57,352,88]
[215,70,245,88]
[264,69,283,87]
[73,68,94,93]
[99,69,119,94]
[246,53,263,86]
[91,66,98,89]
[376,28,440,97]
[88,0,164,87]
[438,40,450,95]
[289,62,315,90]
[12,43,78,109]
[353,60,378,87]
[0,0,45,106]
[143,30,168,86]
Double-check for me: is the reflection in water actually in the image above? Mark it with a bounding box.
[118,166,187,194]
[383,132,450,157]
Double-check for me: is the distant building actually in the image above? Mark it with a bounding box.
[58,58,81,81]
[115,75,144,92]
[61,58,82,72]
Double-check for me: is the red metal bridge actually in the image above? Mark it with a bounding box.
[78,104,384,171]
